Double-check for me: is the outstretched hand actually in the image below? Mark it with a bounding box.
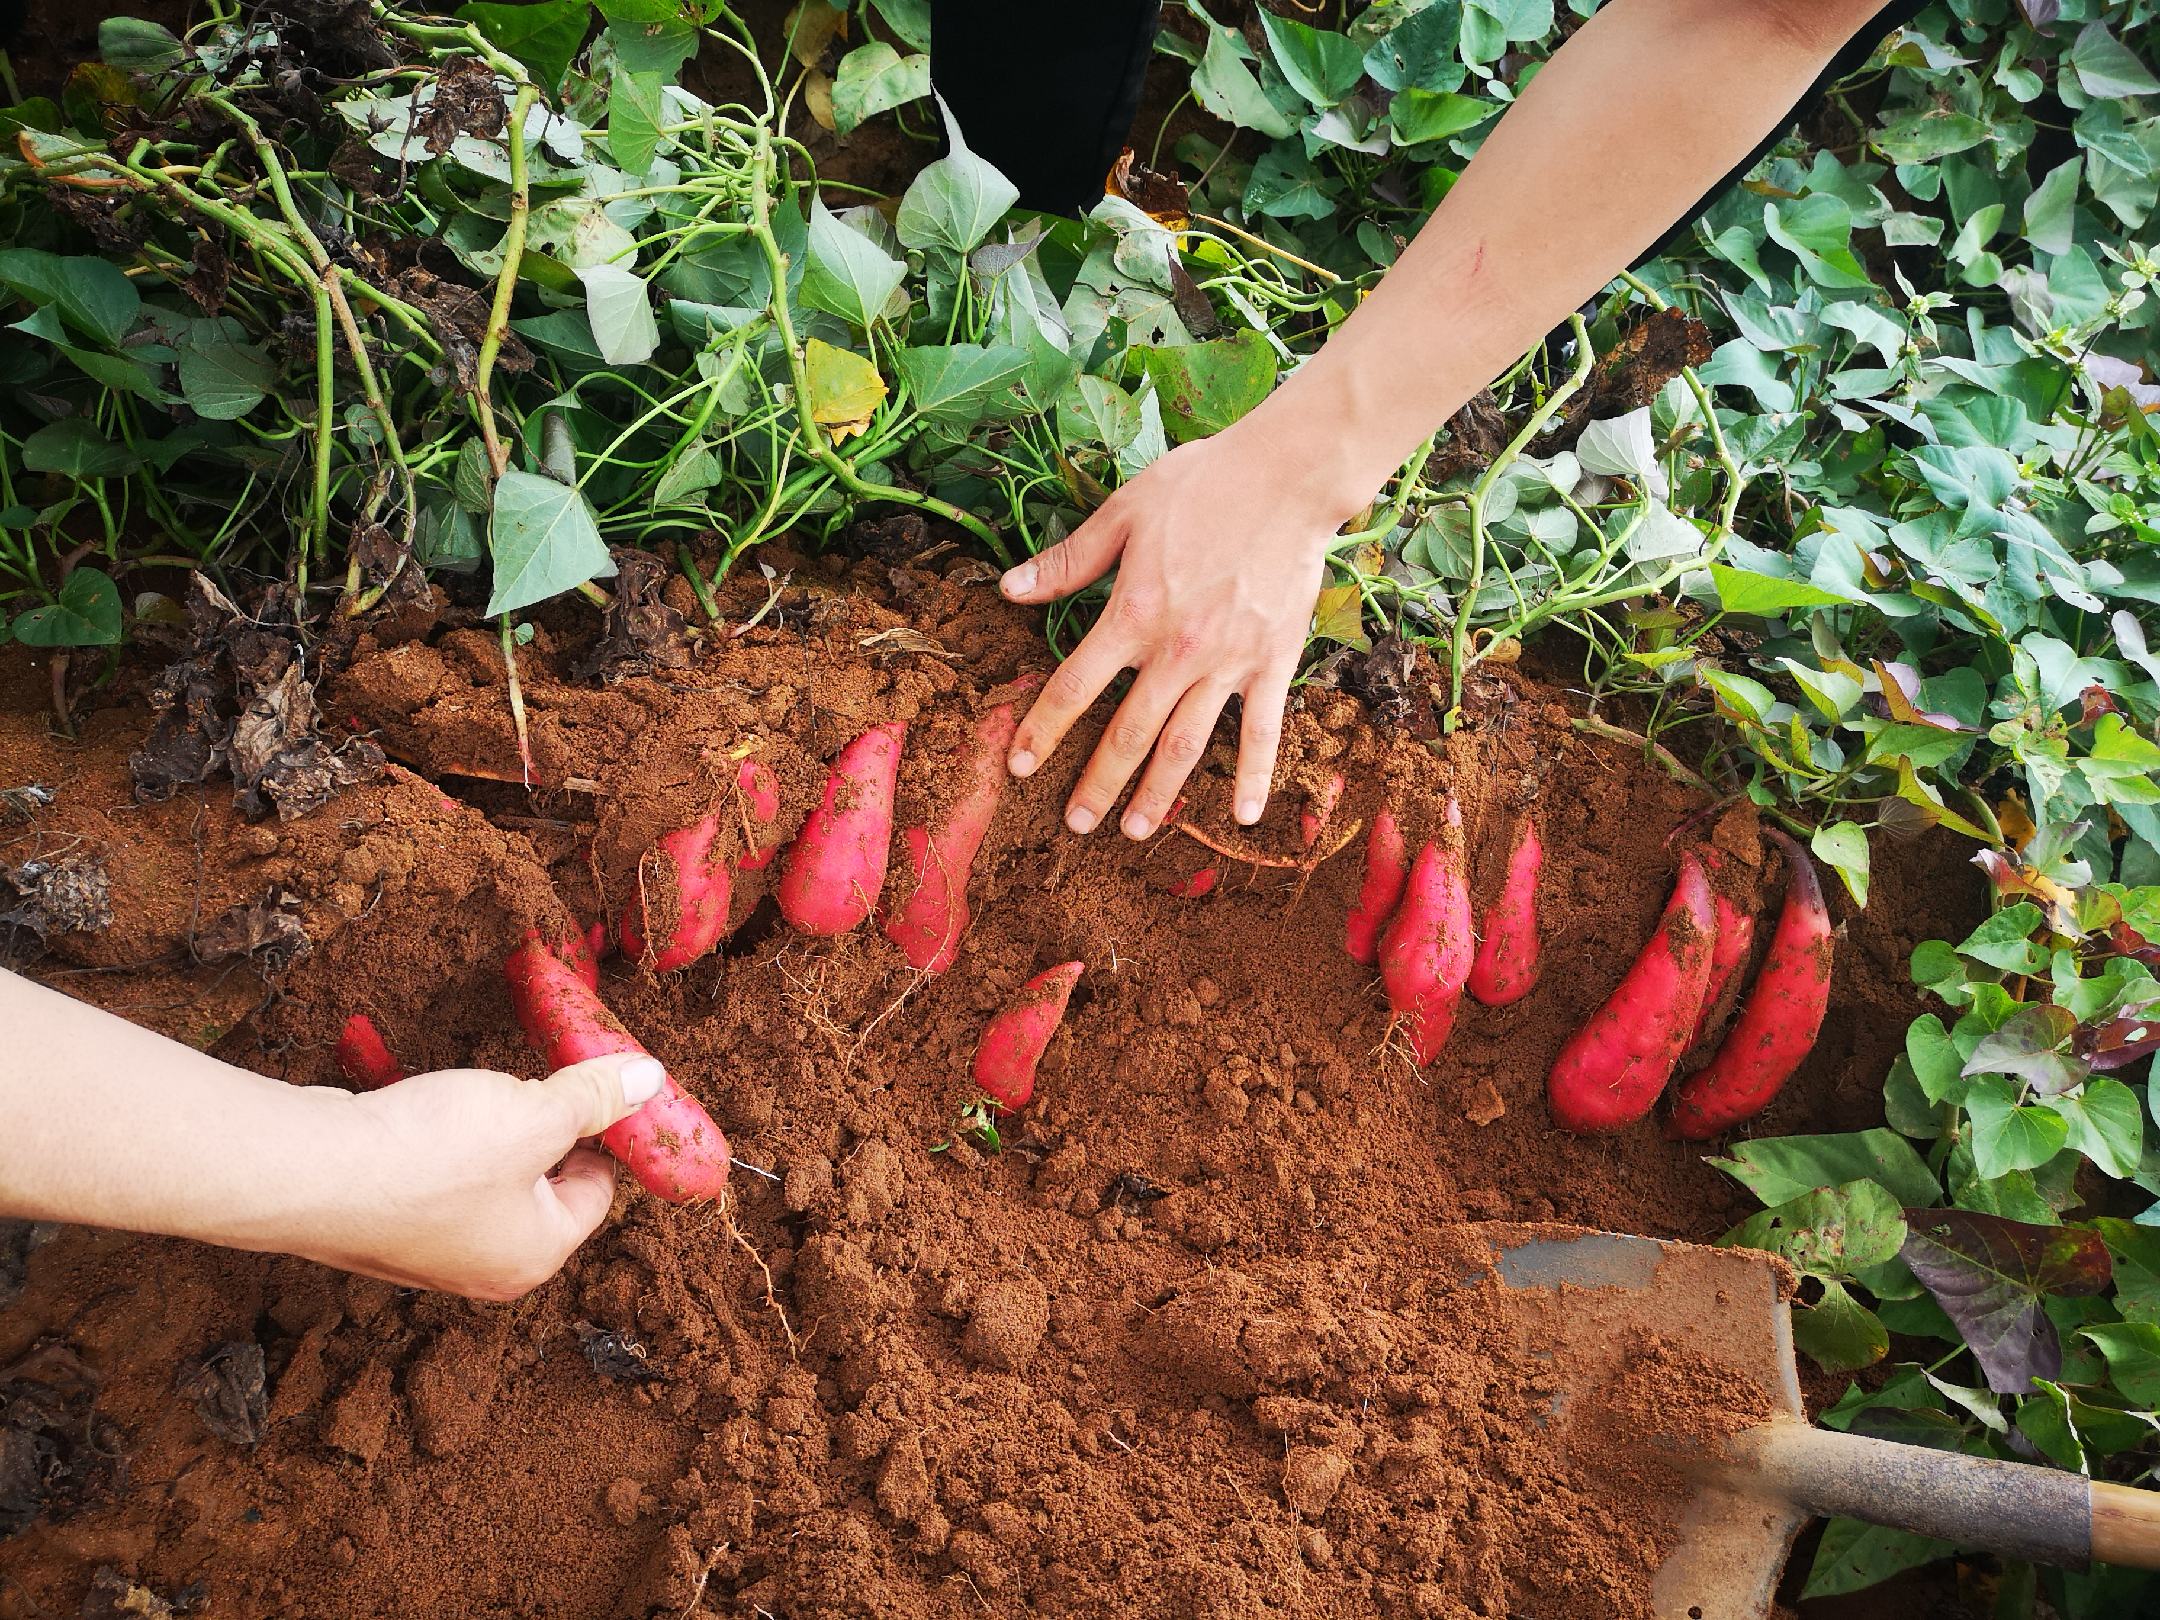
[998,423,1354,838]
[297,1054,664,1301]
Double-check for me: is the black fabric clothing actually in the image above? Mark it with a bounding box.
[930,0,1937,238]
[931,0,1162,215]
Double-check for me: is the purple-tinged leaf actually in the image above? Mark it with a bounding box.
[2017,0,2059,28]
[2087,354,2160,410]
[1900,1211,2111,1395]
[1870,659,1973,731]
[2084,989,2160,1073]
[1971,850,2081,936]
[1964,1003,2087,1096]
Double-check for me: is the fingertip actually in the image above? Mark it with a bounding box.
[1235,794,1266,826]
[544,1147,619,1241]
[539,1053,665,1145]
[1008,747,1038,779]
[1000,561,1039,600]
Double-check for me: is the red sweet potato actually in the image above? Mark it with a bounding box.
[881,700,1023,973]
[1688,859,1757,1049]
[504,933,731,1202]
[335,1013,405,1091]
[1667,832,1835,1140]
[1378,801,1475,1066]
[1467,816,1542,1006]
[972,961,1083,1113]
[1345,806,1409,966]
[1167,866,1219,899]
[619,814,732,972]
[1546,852,1718,1133]
[777,722,905,936]
[619,760,783,970]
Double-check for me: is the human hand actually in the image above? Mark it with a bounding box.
[287,1054,665,1301]
[998,420,1362,838]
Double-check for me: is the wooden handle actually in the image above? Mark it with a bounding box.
[1728,1422,2160,1572]
[2093,1482,2160,1569]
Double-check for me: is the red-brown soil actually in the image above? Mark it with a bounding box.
[0,549,1984,1619]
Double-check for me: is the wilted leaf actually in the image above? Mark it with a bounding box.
[194,887,310,975]
[803,337,887,440]
[783,0,846,66]
[1899,1209,2111,1394]
[573,1320,667,1382]
[174,1341,266,1446]
[1104,148,1191,229]
[1963,1002,2085,1095]
[1312,582,1368,650]
[576,549,688,684]
[0,853,112,939]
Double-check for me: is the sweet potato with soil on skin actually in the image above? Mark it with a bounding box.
[973,961,1084,1113]
[336,1013,405,1091]
[1467,816,1542,1007]
[1546,851,1718,1134]
[1687,855,1756,1049]
[733,760,784,870]
[1666,832,1835,1141]
[777,722,906,936]
[1166,866,1219,899]
[619,760,781,970]
[1378,801,1475,1066]
[881,699,1024,973]
[504,933,731,1202]
[1344,806,1409,966]
[618,815,731,971]
[1300,773,1345,850]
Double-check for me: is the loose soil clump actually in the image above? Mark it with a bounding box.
[0,551,1979,1618]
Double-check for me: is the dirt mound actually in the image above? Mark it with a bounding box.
[0,552,1981,1618]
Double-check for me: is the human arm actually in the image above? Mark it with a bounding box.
[0,969,663,1300]
[1001,0,1897,837]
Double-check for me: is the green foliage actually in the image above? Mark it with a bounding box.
[0,15,2157,1609]
[1716,843,2160,1611]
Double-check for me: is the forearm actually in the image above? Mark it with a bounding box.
[1244,0,1893,512]
[0,970,353,1251]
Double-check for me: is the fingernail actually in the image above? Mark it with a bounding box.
[1009,748,1038,778]
[621,1057,666,1107]
[1001,563,1037,598]
[1236,796,1265,826]
[1122,810,1153,840]
[1066,805,1097,835]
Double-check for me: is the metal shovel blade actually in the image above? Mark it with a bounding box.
[1477,1222,1810,1620]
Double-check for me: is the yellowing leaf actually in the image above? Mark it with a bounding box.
[1312,582,1367,649]
[784,0,846,67]
[1997,792,2036,850]
[804,68,836,133]
[804,337,886,442]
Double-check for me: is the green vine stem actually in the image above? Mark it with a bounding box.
[476,83,539,480]
[745,130,1013,569]
[1444,313,1596,727]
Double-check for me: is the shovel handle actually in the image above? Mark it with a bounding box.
[1731,1422,2160,1571]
